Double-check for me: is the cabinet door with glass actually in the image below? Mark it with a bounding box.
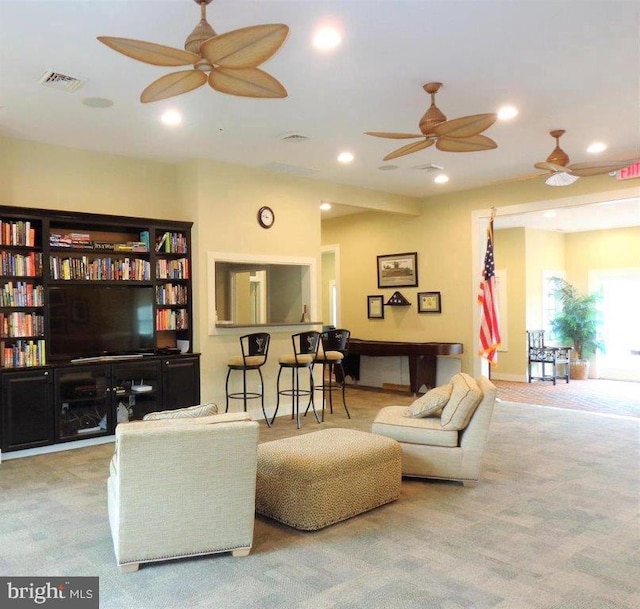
[54,365,111,441]
[111,359,162,421]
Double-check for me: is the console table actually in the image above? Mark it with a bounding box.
[343,339,463,394]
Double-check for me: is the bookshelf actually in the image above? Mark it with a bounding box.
[0,205,199,453]
[0,216,46,368]
[0,206,194,368]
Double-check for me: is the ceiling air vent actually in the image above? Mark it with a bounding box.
[412,163,444,173]
[280,133,310,143]
[261,162,318,177]
[38,71,84,93]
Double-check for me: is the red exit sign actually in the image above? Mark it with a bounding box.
[617,162,640,180]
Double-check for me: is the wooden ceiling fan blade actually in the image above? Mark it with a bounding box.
[567,159,639,177]
[209,67,287,98]
[365,132,424,140]
[200,24,289,68]
[383,139,433,161]
[436,134,497,152]
[140,70,207,103]
[534,161,570,173]
[431,113,497,138]
[97,37,198,67]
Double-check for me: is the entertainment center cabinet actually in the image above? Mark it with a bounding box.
[0,205,200,454]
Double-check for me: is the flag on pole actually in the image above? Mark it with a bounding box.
[478,214,501,364]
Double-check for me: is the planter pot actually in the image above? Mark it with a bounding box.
[570,360,589,380]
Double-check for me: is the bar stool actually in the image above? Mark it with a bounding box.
[313,328,351,421]
[225,332,271,426]
[271,331,321,429]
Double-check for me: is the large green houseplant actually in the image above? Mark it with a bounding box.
[550,278,604,379]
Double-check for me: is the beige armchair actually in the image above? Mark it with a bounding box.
[107,412,259,572]
[372,375,496,486]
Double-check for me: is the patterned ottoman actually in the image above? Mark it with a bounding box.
[256,428,402,530]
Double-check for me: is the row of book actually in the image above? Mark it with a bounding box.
[156,258,189,280]
[1,251,43,277]
[0,282,45,307]
[0,339,46,368]
[49,256,151,281]
[155,231,188,254]
[155,283,188,306]
[50,232,149,252]
[156,308,188,331]
[0,312,45,338]
[0,220,37,247]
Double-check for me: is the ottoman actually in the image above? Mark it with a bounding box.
[256,428,402,530]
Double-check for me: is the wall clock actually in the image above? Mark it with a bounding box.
[257,206,275,229]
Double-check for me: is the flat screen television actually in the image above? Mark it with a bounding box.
[48,285,155,361]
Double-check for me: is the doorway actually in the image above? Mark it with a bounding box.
[321,245,340,328]
[591,269,640,381]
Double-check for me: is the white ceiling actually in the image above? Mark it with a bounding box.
[0,0,639,226]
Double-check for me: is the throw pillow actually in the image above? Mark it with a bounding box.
[440,373,482,430]
[143,402,218,421]
[405,383,452,418]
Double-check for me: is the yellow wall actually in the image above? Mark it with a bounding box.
[1,136,181,218]
[565,226,640,292]
[3,133,639,412]
[493,228,526,379]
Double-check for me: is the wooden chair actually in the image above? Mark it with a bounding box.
[527,330,572,385]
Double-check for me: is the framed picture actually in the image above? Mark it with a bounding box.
[377,252,418,288]
[417,291,441,313]
[367,295,385,319]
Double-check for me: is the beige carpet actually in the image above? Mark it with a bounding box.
[1,388,638,609]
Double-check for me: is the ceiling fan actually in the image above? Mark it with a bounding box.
[365,82,498,161]
[533,129,637,186]
[97,0,289,103]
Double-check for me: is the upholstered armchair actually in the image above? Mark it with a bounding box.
[107,411,259,572]
[372,374,496,486]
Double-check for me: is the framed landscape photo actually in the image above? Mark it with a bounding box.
[377,252,418,288]
[417,291,441,313]
[367,295,385,319]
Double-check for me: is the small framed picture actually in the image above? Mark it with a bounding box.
[367,295,385,319]
[417,291,441,313]
[377,252,418,288]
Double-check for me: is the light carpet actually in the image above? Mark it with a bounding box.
[0,391,638,609]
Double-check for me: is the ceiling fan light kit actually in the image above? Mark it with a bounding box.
[98,0,289,103]
[532,129,638,186]
[365,82,498,161]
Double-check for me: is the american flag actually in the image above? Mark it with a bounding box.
[478,215,501,364]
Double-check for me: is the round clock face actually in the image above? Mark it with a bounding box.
[258,206,275,228]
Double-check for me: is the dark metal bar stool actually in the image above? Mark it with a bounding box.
[225,332,271,426]
[271,331,321,429]
[312,328,351,421]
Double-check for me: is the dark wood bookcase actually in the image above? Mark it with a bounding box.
[0,205,200,453]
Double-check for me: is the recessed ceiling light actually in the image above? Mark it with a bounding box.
[161,110,182,126]
[587,142,607,153]
[497,105,518,120]
[313,26,341,51]
[82,97,114,108]
[543,210,557,218]
[434,174,449,184]
[337,151,354,164]
[320,202,332,211]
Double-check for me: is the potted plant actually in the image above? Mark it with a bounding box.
[550,278,604,379]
